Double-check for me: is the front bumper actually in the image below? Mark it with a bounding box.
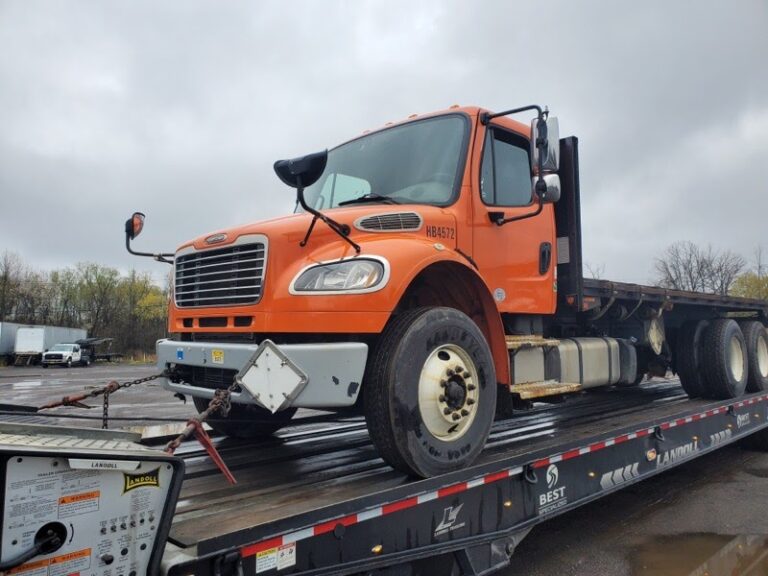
[156,338,368,409]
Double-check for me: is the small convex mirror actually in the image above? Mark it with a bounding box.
[125,212,145,240]
[531,116,560,173]
[531,174,561,204]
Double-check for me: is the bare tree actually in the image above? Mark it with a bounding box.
[654,241,745,295]
[585,262,606,280]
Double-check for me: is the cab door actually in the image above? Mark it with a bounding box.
[471,123,556,315]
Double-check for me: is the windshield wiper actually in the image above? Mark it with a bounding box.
[339,193,400,206]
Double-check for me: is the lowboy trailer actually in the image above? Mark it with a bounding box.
[3,378,768,575]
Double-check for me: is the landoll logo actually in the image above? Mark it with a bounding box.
[435,504,465,536]
[656,440,700,469]
[122,467,160,493]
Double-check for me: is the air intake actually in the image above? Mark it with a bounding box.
[355,212,423,232]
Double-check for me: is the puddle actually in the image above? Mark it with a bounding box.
[630,533,768,576]
[743,468,768,479]
[11,381,43,388]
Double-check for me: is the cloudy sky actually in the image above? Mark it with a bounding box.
[1,0,766,285]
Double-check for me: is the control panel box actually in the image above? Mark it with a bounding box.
[0,424,183,576]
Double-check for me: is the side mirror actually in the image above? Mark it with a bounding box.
[531,116,559,173]
[125,212,146,240]
[274,150,328,189]
[532,174,561,204]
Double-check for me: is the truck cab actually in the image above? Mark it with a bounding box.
[41,343,87,368]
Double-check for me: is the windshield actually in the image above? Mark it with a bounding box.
[50,344,74,352]
[302,115,467,210]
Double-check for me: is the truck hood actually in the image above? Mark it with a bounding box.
[177,204,458,253]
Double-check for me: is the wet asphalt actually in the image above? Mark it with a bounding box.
[2,364,767,575]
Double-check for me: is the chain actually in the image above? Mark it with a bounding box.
[164,378,240,454]
[103,389,110,429]
[100,372,170,429]
[37,371,169,430]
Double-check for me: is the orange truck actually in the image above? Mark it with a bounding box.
[125,104,768,478]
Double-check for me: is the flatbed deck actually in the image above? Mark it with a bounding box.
[582,277,768,314]
[169,379,688,547]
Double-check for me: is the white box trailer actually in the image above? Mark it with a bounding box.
[13,325,87,365]
[0,322,23,358]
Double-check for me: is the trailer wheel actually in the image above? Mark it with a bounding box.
[676,320,709,398]
[738,320,768,392]
[192,397,297,438]
[364,307,497,478]
[701,319,748,399]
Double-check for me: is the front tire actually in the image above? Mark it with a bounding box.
[66,358,72,368]
[364,307,497,478]
[192,397,296,438]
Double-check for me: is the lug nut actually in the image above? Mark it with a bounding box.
[440,380,447,387]
[439,395,446,402]
[443,407,452,415]
[467,384,477,391]
[467,398,475,405]
[461,409,469,416]
[446,368,454,376]
[452,413,461,421]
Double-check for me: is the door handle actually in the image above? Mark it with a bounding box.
[539,242,552,275]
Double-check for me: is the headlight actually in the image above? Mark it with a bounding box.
[292,259,386,293]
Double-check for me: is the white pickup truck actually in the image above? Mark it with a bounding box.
[41,343,89,368]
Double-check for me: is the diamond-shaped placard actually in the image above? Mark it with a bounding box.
[236,340,308,413]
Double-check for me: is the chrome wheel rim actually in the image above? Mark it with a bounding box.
[729,335,745,382]
[418,344,479,441]
[758,331,768,378]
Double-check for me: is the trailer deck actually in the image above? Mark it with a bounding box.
[159,379,768,575]
[3,377,768,576]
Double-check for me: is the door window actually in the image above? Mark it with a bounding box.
[480,129,532,207]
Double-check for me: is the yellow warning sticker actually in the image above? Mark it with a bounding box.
[256,547,277,573]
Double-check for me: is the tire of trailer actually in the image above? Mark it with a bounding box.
[701,319,748,400]
[192,397,297,438]
[737,320,768,392]
[364,306,497,478]
[676,320,709,398]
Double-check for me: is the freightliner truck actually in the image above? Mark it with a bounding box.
[125,104,768,479]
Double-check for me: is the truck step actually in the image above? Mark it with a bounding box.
[505,335,561,350]
[508,380,583,399]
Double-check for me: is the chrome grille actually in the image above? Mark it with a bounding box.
[356,212,422,232]
[175,241,266,307]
